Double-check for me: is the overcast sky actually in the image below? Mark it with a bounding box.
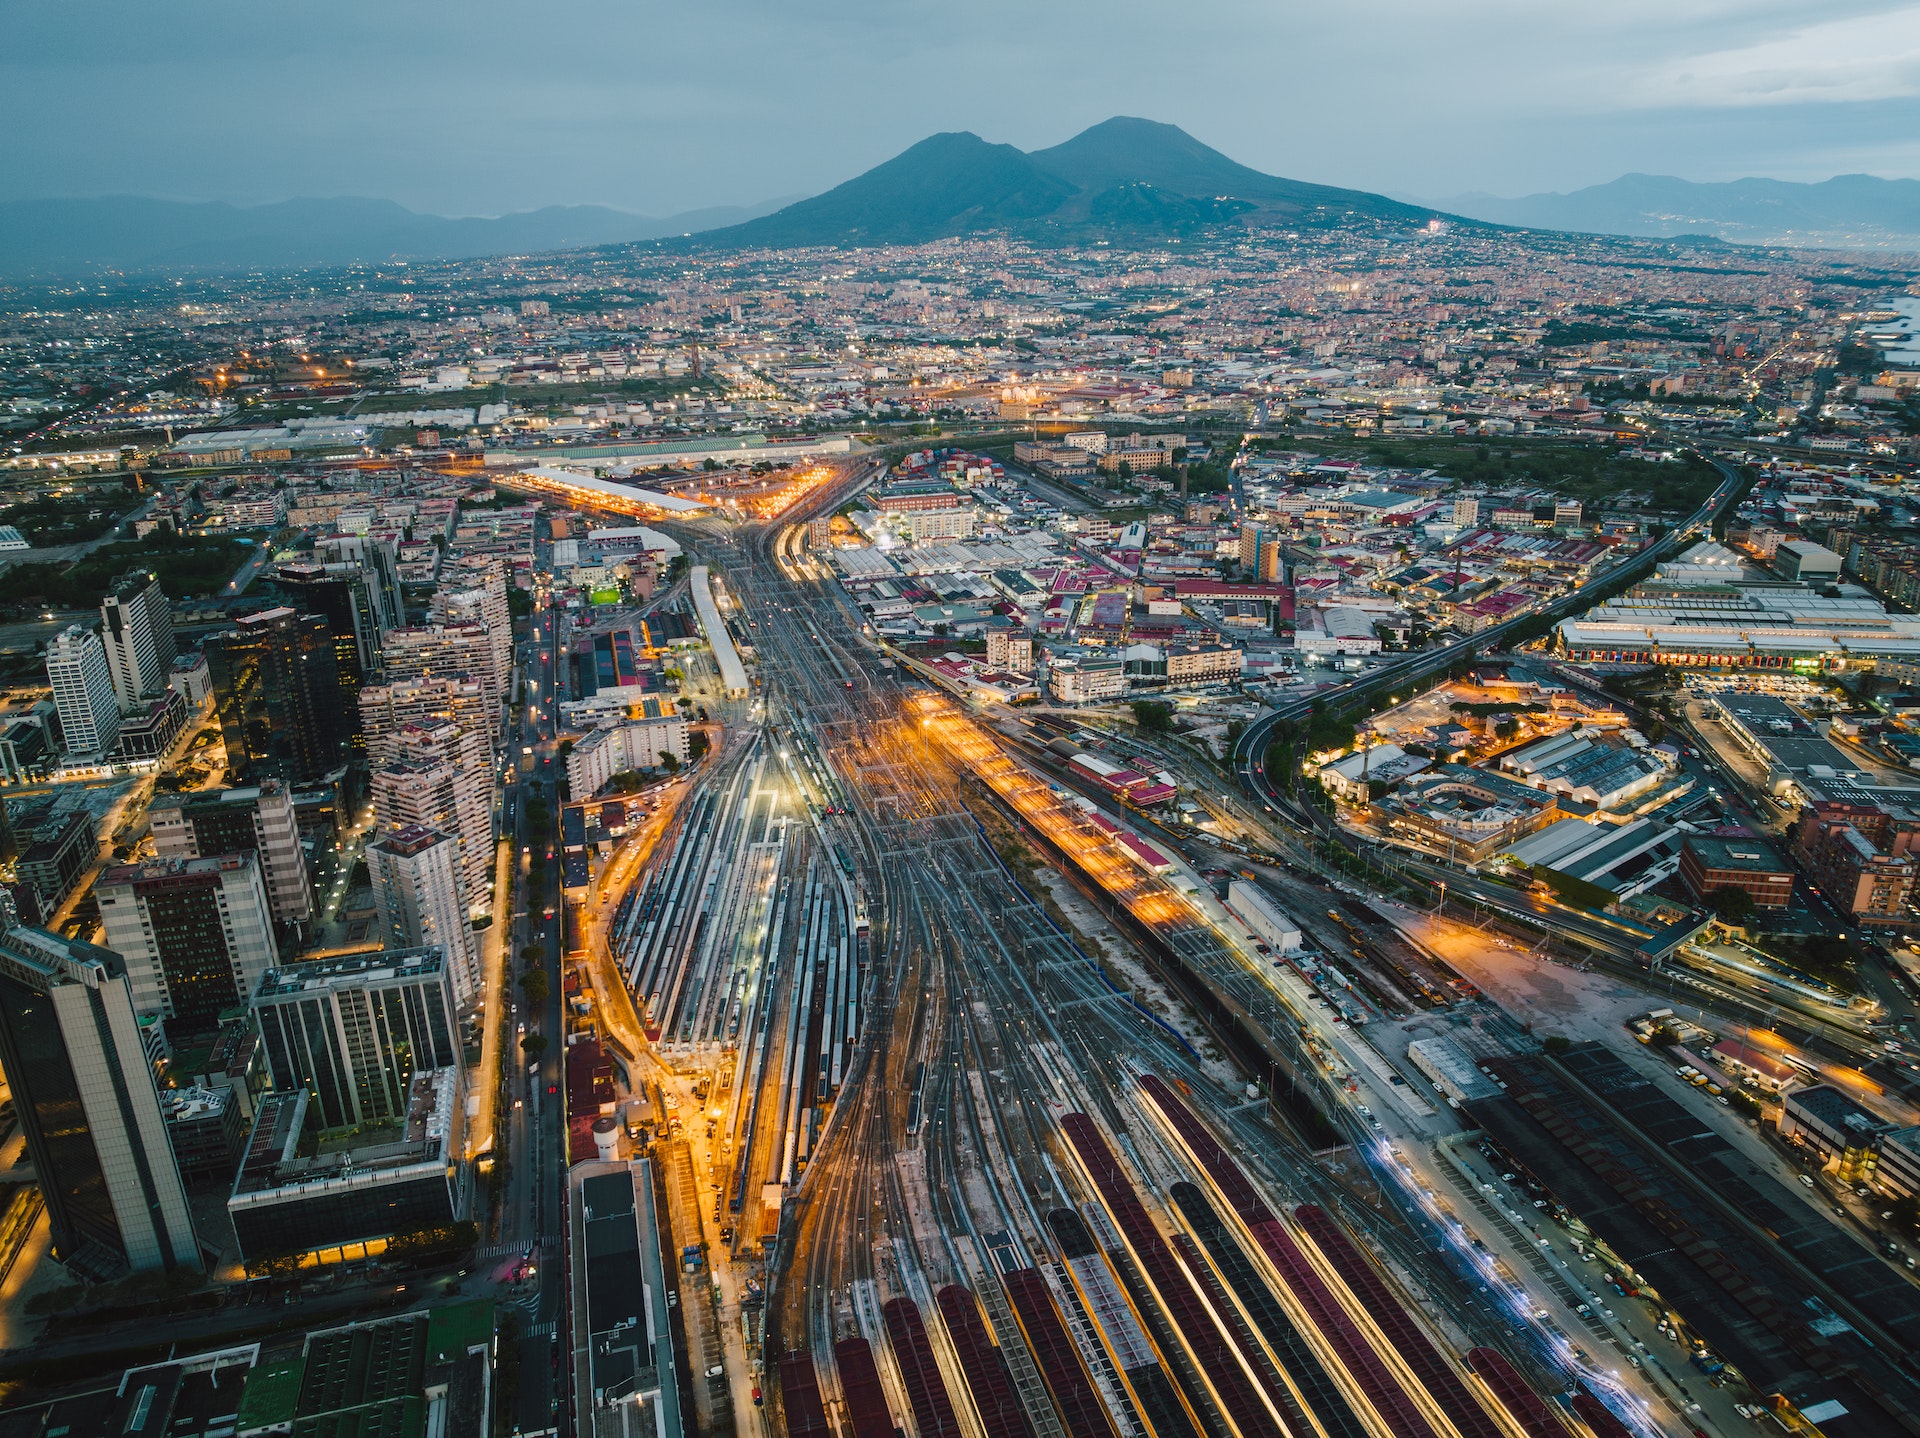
[5,0,1919,216]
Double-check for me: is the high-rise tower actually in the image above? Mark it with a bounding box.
[46,624,121,757]
[204,607,349,783]
[101,570,176,709]
[0,925,200,1275]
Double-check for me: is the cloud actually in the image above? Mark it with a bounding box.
[5,0,1920,209]
[1633,5,1920,106]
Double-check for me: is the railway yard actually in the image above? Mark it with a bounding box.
[541,462,1766,1438]
[556,459,1920,1438]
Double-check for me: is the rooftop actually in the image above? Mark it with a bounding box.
[100,852,254,888]
[161,1085,237,1124]
[232,1070,459,1200]
[1786,1084,1895,1139]
[284,1302,492,1438]
[236,1358,305,1434]
[369,825,452,859]
[149,782,282,813]
[1682,833,1791,874]
[254,946,446,1000]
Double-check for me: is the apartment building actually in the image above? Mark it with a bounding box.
[46,624,121,757]
[1048,658,1127,704]
[360,675,496,766]
[370,722,494,906]
[1164,643,1245,686]
[566,716,690,798]
[148,780,313,926]
[429,553,513,702]
[368,826,480,1005]
[95,853,278,1036]
[1794,801,1919,927]
[381,623,504,707]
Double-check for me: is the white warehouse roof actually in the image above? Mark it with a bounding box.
[515,465,710,513]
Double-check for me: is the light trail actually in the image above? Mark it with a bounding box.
[1361,1140,1664,1438]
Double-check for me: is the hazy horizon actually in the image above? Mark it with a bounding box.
[5,1,1919,217]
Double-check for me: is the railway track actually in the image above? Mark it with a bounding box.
[638,465,1643,1438]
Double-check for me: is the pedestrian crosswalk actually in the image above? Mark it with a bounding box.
[522,1322,555,1340]
[477,1235,561,1260]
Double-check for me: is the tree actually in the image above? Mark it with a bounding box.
[659,751,681,774]
[520,968,550,1005]
[1542,1035,1572,1055]
[243,1251,302,1280]
[1131,699,1175,733]
[1707,886,1755,924]
[520,1033,548,1057]
[521,943,546,965]
[383,1220,480,1268]
[688,731,710,762]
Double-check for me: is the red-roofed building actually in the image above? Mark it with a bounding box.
[1117,833,1172,873]
[1709,1038,1798,1091]
[566,1038,616,1162]
[1172,580,1291,602]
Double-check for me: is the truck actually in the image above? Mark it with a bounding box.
[622,1097,645,1140]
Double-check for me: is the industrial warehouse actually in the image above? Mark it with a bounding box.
[1557,542,1920,670]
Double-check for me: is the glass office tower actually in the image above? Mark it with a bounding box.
[203,606,350,784]
[0,926,200,1276]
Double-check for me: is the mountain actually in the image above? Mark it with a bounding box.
[696,132,1079,250]
[0,194,796,278]
[700,117,1436,248]
[1031,117,1418,221]
[1430,173,1920,251]
[0,118,1453,275]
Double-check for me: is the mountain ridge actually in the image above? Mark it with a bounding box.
[25,127,1911,277]
[1429,172,1920,250]
[0,193,797,278]
[695,117,1439,248]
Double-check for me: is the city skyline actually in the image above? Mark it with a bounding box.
[3,8,1920,1431]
